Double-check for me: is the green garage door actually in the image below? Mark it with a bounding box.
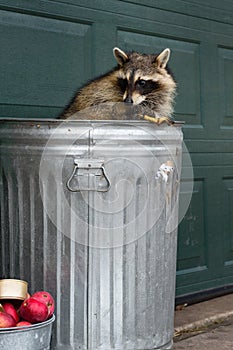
[0,0,233,298]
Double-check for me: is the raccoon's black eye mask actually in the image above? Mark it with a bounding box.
[117,77,161,95]
[117,78,128,92]
[136,79,160,94]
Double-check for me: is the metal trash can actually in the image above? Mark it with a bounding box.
[0,118,183,350]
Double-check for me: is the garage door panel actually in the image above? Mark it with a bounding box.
[223,178,233,266]
[0,9,93,117]
[218,47,233,128]
[177,179,207,272]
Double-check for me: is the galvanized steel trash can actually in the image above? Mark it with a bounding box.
[0,118,183,350]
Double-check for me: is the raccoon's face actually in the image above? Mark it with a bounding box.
[113,48,176,109]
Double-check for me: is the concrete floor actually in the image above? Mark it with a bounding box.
[173,293,233,350]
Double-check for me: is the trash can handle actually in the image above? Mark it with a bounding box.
[67,159,111,192]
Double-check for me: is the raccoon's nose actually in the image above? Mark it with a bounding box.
[124,96,133,104]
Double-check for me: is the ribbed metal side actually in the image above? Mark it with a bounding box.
[0,120,182,350]
[86,141,178,349]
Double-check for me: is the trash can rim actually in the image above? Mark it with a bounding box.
[0,118,185,126]
[0,314,55,334]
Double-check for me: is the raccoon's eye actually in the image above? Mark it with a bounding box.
[137,79,146,87]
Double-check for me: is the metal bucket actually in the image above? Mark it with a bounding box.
[0,315,55,350]
[0,118,183,350]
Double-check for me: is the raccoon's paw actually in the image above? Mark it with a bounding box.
[143,115,174,125]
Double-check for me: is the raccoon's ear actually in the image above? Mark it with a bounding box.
[155,48,171,68]
[113,47,129,66]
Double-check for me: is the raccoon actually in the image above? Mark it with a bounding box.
[59,47,176,122]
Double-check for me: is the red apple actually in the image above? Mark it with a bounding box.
[16,321,32,327]
[2,302,19,323]
[32,291,55,317]
[19,297,49,323]
[0,311,16,328]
